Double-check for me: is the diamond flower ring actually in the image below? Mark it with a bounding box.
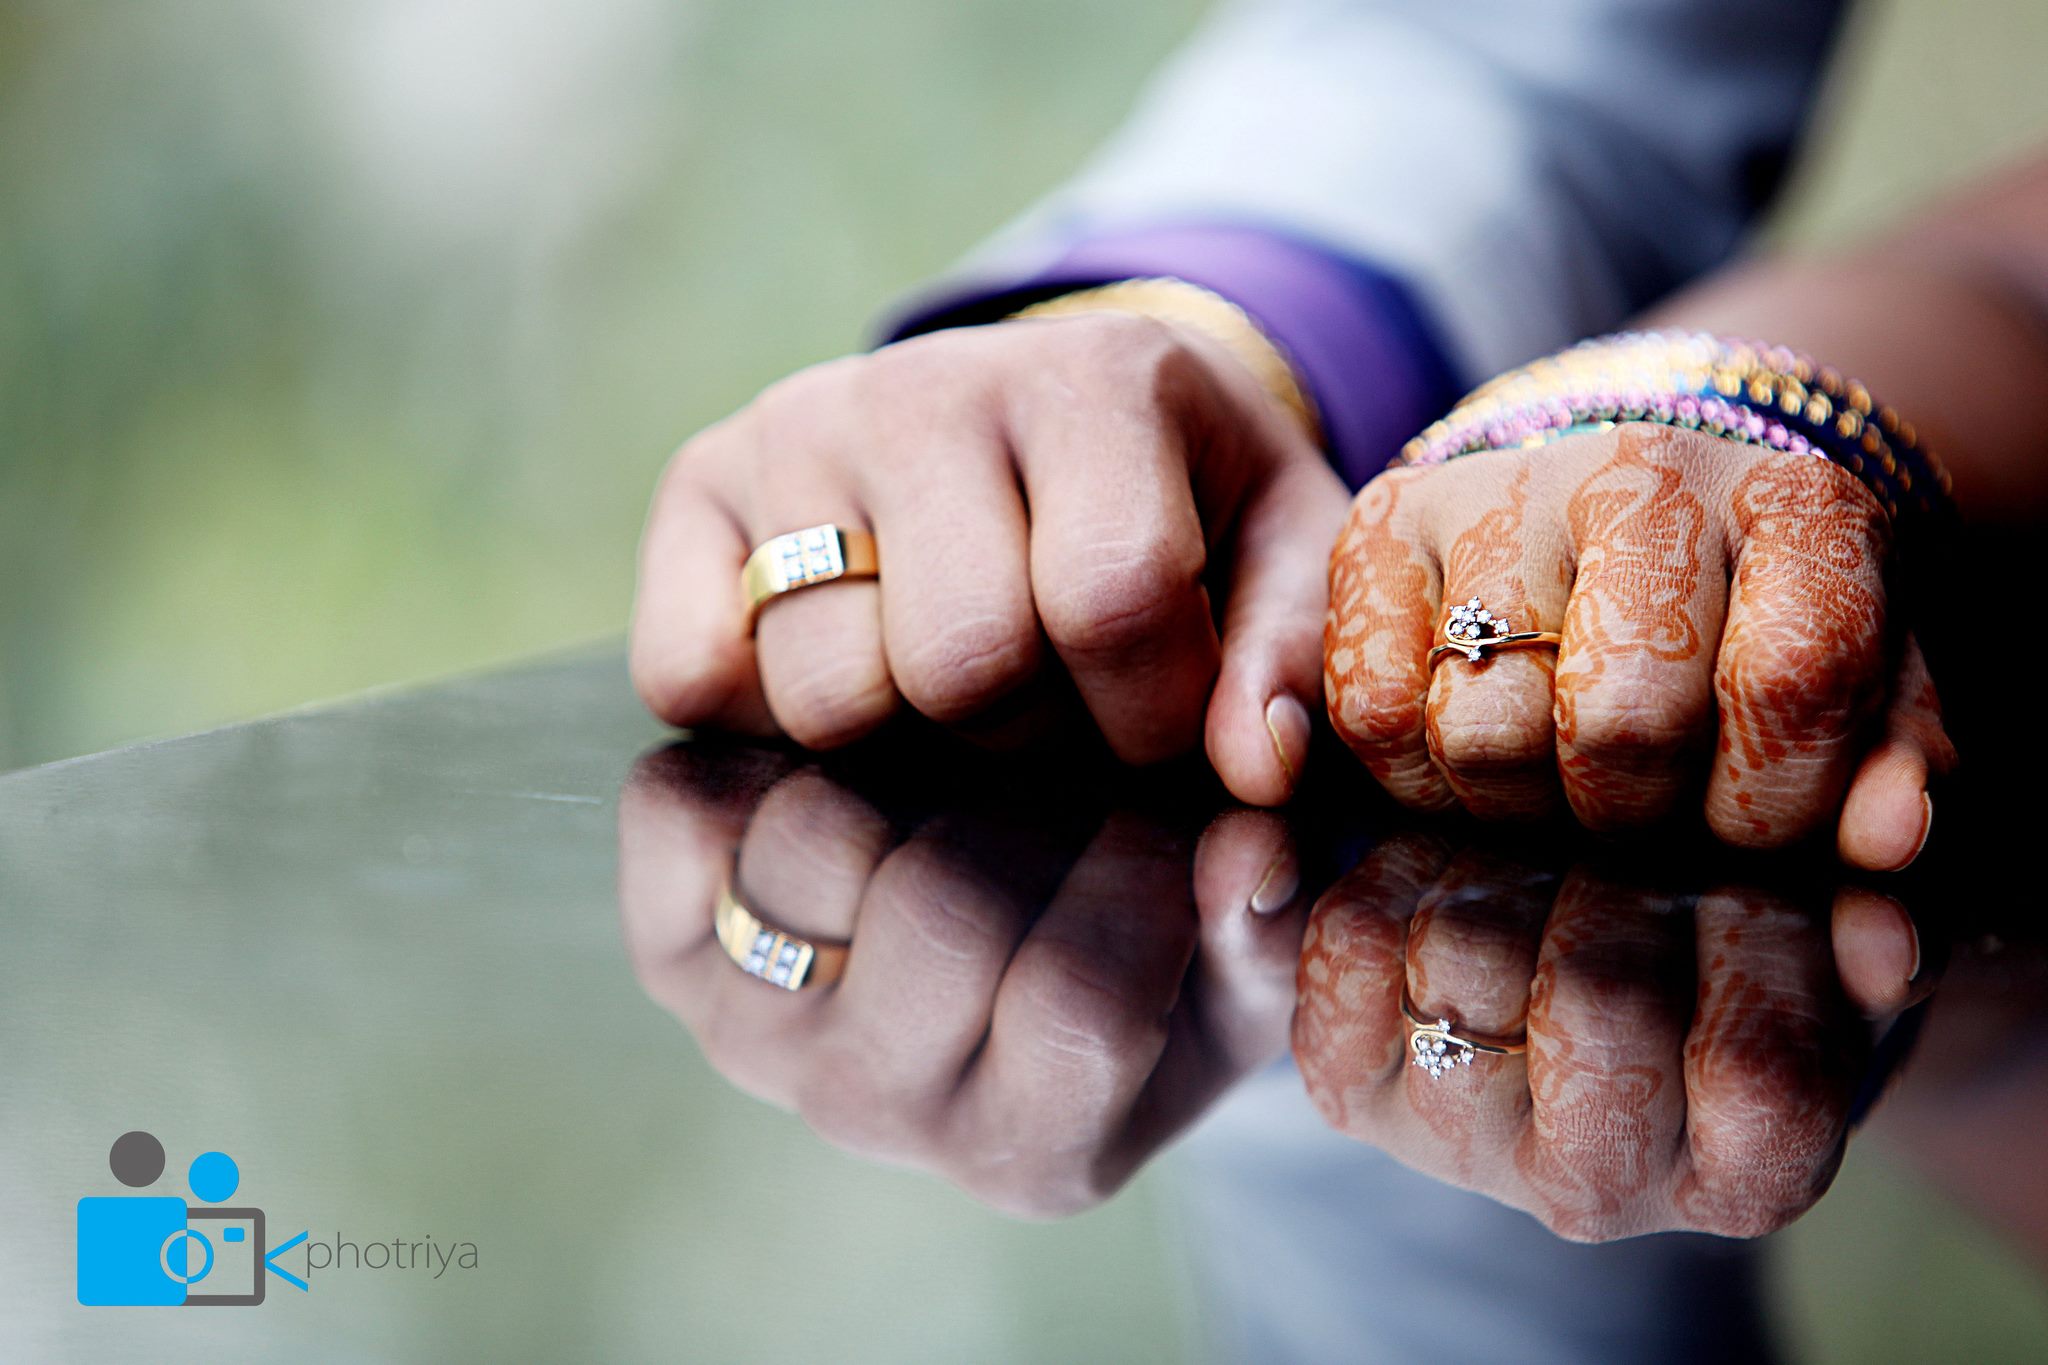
[1427,597,1563,668]
[1400,988,1528,1078]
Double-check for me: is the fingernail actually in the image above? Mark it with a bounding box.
[1264,693,1310,792]
[1249,844,1300,916]
[1904,910,1923,986]
[1888,791,1934,872]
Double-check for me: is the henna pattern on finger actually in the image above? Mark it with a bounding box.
[1675,895,1857,1237]
[1294,880,1412,1129]
[1512,882,1689,1241]
[1711,459,1891,843]
[1554,430,1714,824]
[1325,470,1452,806]
[1425,464,1563,811]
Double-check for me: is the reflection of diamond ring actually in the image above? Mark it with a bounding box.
[714,882,849,991]
[1427,597,1562,668]
[1400,988,1528,1078]
[740,524,879,631]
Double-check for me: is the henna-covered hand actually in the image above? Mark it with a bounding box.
[1293,835,1932,1241]
[1324,426,1954,868]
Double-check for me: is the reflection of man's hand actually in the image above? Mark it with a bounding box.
[1293,835,1934,1241]
[618,747,1307,1216]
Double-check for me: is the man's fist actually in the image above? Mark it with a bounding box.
[632,312,1349,805]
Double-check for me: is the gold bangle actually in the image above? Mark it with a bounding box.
[1008,277,1322,446]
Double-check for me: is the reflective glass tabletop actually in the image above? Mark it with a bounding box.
[3,652,2044,1362]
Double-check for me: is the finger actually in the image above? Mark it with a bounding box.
[1177,810,1308,1066]
[795,815,1067,1159]
[1109,812,1311,1181]
[1707,454,1891,848]
[1838,633,1952,871]
[1324,468,1455,811]
[956,814,1199,1214]
[865,432,1044,731]
[1553,428,1729,829]
[1831,886,1936,1017]
[1192,808,1301,921]
[1678,887,1861,1237]
[1204,454,1351,806]
[1294,833,1452,1133]
[617,743,791,1011]
[1399,849,1554,1150]
[1517,866,1693,1242]
[630,444,776,735]
[750,518,898,751]
[1009,318,1221,765]
[687,769,891,1108]
[1425,461,1572,819]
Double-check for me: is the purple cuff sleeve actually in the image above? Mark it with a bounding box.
[882,223,1460,488]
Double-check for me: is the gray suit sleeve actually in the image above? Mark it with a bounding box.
[969,0,1847,380]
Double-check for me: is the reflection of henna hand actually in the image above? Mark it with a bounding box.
[1295,842,1878,1243]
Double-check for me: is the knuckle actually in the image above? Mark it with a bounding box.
[1716,630,1875,736]
[1561,683,1703,769]
[794,1072,906,1160]
[958,1162,1116,1221]
[629,639,739,727]
[858,335,992,417]
[1430,716,1551,775]
[747,356,867,448]
[770,653,897,749]
[872,849,1015,969]
[1004,943,1165,1068]
[1543,961,1681,1053]
[1058,311,1184,376]
[893,611,1040,722]
[1039,535,1204,660]
[1696,1200,1810,1240]
[1327,676,1427,751]
[1691,1060,1842,1197]
[1541,1210,1633,1245]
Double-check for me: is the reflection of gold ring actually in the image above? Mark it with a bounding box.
[1400,988,1527,1078]
[740,525,879,631]
[1427,596,1561,668]
[714,883,849,991]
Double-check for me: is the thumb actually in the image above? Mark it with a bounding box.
[1205,451,1351,805]
[1838,633,1955,871]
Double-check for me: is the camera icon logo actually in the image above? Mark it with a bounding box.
[76,1130,306,1306]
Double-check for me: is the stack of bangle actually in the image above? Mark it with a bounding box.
[1396,331,1952,523]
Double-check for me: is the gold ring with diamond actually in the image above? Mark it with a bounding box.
[1400,987,1528,1078]
[1426,596,1562,668]
[740,524,879,631]
[714,882,849,991]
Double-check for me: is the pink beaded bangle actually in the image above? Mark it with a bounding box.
[1397,331,1952,523]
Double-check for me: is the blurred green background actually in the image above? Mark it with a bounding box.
[4,1,2047,1358]
[4,0,2048,773]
